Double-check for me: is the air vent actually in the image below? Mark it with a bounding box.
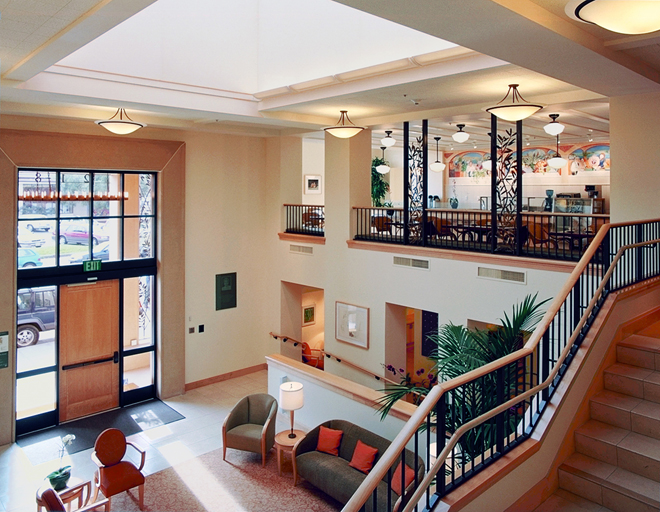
[477,266,526,284]
[393,256,430,270]
[290,244,313,255]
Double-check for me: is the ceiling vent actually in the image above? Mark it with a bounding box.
[477,266,526,284]
[393,256,430,270]
[290,244,313,255]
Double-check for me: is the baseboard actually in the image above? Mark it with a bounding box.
[184,363,267,391]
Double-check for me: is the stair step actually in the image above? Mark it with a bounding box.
[604,364,653,398]
[630,399,660,441]
[617,431,660,482]
[617,335,660,370]
[590,390,643,430]
[638,320,660,338]
[575,420,629,465]
[559,453,659,512]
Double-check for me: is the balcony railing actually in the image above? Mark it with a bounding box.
[354,207,610,262]
[284,204,324,237]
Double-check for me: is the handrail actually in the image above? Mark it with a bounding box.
[343,219,660,512]
[269,332,399,385]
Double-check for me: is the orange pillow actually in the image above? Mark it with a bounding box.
[348,440,379,474]
[391,461,415,496]
[316,426,343,456]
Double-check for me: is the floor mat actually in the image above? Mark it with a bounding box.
[17,399,184,465]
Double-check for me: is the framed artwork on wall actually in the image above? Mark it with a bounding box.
[302,304,316,327]
[305,175,322,194]
[215,272,237,310]
[335,301,369,349]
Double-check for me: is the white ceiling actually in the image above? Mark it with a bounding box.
[1,0,659,147]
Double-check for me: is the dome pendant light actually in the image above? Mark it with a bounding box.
[452,124,470,143]
[381,130,396,147]
[324,110,366,138]
[547,133,567,170]
[95,108,146,135]
[566,0,660,34]
[376,146,390,174]
[486,84,543,121]
[430,137,446,172]
[543,114,565,136]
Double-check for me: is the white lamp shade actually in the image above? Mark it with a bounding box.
[452,131,469,143]
[543,122,565,136]
[486,104,542,122]
[376,164,390,174]
[547,156,568,169]
[325,126,364,138]
[381,135,396,147]
[279,382,304,410]
[567,0,660,34]
[482,160,492,172]
[430,161,446,172]
[95,120,145,135]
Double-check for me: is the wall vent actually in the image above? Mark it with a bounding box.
[290,244,313,255]
[477,266,526,284]
[393,256,430,270]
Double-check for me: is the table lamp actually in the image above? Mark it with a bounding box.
[279,382,304,438]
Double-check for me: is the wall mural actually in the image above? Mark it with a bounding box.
[447,142,610,177]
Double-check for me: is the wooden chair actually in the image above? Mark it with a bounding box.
[428,217,456,240]
[371,215,391,234]
[525,220,557,248]
[222,393,277,467]
[302,210,323,228]
[38,481,109,512]
[91,428,146,510]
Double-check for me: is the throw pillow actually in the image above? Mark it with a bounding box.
[391,461,415,496]
[348,440,379,474]
[316,425,343,456]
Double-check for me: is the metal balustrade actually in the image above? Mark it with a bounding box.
[284,204,325,237]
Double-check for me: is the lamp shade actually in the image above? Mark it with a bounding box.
[324,110,365,138]
[486,84,543,121]
[279,382,304,411]
[95,108,145,135]
[566,0,660,34]
[381,130,396,147]
[452,124,469,143]
[547,156,568,169]
[376,164,390,174]
[482,160,492,172]
[543,114,565,136]
[430,161,446,172]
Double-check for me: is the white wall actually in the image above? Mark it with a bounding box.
[302,138,325,206]
[302,289,324,350]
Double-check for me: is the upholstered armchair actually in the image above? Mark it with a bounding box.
[222,393,277,467]
[91,428,146,510]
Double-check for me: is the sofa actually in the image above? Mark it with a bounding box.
[292,419,424,512]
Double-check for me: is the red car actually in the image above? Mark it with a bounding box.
[58,222,109,245]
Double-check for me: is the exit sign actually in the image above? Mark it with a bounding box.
[83,259,102,272]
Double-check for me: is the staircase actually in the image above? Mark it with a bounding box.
[558,323,660,512]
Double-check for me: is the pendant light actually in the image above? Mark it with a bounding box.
[543,114,565,136]
[547,134,567,170]
[565,0,660,34]
[381,130,396,147]
[430,137,446,172]
[95,108,146,135]
[324,110,365,138]
[376,147,390,174]
[486,84,543,121]
[452,124,470,143]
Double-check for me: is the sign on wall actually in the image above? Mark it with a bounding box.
[215,272,237,310]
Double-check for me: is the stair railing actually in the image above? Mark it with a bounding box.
[343,218,660,512]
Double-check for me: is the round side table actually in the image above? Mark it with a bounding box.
[36,477,84,512]
[274,430,305,477]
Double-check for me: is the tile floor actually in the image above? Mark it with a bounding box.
[0,370,612,512]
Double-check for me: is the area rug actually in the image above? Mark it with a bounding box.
[110,447,342,512]
[17,399,184,465]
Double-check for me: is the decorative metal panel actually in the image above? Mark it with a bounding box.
[495,129,518,251]
[408,135,425,244]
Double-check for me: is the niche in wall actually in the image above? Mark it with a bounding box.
[280,281,325,369]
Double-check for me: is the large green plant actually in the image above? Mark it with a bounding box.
[377,294,548,463]
[371,157,390,207]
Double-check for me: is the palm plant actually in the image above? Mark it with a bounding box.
[371,157,390,207]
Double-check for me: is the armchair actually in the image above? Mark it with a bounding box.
[91,428,146,510]
[222,393,277,467]
[38,480,109,512]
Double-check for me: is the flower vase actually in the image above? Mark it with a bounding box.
[47,466,71,491]
[449,197,459,209]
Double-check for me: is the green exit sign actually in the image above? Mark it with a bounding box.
[83,259,102,272]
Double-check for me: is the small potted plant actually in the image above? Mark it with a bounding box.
[47,434,76,490]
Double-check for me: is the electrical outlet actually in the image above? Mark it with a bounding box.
[189,327,195,334]
[198,324,204,333]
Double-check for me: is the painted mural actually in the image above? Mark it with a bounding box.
[448,151,490,178]
[521,148,558,174]
[567,144,610,175]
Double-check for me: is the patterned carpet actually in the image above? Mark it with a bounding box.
[110,446,342,512]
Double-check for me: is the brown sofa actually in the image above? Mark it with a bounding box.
[292,419,424,512]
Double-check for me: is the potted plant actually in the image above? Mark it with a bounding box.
[47,434,76,490]
[371,157,390,207]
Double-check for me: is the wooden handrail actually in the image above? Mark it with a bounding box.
[283,203,325,207]
[343,223,659,512]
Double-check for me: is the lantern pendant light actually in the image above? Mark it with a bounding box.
[452,124,470,143]
[430,137,446,172]
[376,146,390,174]
[324,110,365,138]
[486,84,543,121]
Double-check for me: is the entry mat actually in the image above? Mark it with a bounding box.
[17,399,184,466]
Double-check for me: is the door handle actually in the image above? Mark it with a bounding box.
[113,351,119,364]
[62,352,119,371]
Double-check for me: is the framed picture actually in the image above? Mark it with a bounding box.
[215,272,237,310]
[305,175,322,195]
[302,304,316,327]
[335,302,369,349]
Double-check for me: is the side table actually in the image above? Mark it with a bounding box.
[36,477,84,512]
[274,430,305,477]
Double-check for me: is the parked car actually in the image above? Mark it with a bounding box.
[17,227,46,248]
[17,287,56,347]
[58,222,109,245]
[69,242,111,263]
[18,248,43,268]
[21,214,52,232]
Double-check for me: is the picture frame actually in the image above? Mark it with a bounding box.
[335,301,369,349]
[302,304,316,327]
[304,175,322,195]
[215,272,237,310]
